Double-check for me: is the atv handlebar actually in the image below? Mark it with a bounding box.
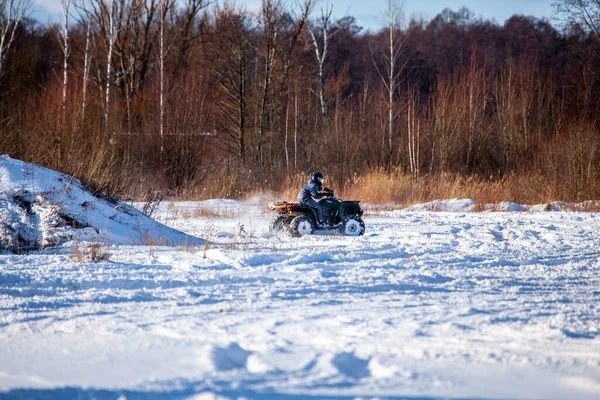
[319,188,336,201]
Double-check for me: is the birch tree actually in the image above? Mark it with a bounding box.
[59,0,72,116]
[73,1,94,121]
[53,0,72,167]
[307,2,334,135]
[81,18,92,121]
[114,0,172,131]
[86,0,125,131]
[105,0,120,131]
[0,0,30,94]
[406,90,420,179]
[282,0,312,170]
[159,0,167,154]
[373,0,406,167]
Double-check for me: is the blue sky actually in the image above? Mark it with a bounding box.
[357,0,555,31]
[32,0,555,30]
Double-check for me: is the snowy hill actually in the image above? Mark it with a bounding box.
[0,155,204,252]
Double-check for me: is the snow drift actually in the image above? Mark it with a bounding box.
[0,155,204,252]
[403,197,600,212]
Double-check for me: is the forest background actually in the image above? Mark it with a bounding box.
[1,0,600,206]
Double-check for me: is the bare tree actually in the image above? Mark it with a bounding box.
[257,0,282,165]
[82,18,92,121]
[554,0,600,72]
[159,0,167,153]
[307,2,334,135]
[431,75,459,173]
[105,0,121,131]
[59,0,72,116]
[172,0,207,74]
[73,1,95,121]
[373,0,406,167]
[555,0,600,38]
[0,0,30,94]
[280,0,312,92]
[210,4,251,163]
[119,0,160,99]
[86,0,125,131]
[117,0,146,132]
[459,49,488,170]
[52,0,72,168]
[281,0,312,170]
[406,89,420,179]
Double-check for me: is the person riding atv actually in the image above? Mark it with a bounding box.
[298,172,330,226]
[268,172,365,237]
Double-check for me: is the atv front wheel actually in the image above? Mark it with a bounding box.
[289,215,315,237]
[269,215,288,233]
[341,215,365,236]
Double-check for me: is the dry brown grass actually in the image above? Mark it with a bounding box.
[279,170,589,207]
[560,200,600,212]
[72,242,110,263]
[192,208,240,219]
[336,171,476,206]
[281,174,312,201]
[145,167,600,210]
[165,204,240,220]
[341,170,413,204]
[581,201,600,212]
[138,232,170,247]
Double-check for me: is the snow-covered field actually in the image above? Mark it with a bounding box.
[2,197,600,399]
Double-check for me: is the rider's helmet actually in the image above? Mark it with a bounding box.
[311,172,325,185]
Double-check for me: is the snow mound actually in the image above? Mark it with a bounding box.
[488,201,527,212]
[405,198,477,212]
[0,155,204,252]
[402,198,600,213]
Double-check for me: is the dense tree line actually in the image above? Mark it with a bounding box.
[1,0,600,202]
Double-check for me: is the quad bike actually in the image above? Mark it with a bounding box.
[268,189,365,237]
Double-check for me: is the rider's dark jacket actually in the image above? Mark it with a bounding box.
[298,179,324,204]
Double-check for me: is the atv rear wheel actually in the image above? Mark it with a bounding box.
[289,215,315,237]
[341,215,365,236]
[269,215,288,233]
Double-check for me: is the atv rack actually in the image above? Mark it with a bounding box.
[268,201,301,210]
